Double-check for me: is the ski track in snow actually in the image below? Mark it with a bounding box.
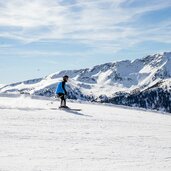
[0,95,171,171]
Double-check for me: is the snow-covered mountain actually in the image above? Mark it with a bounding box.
[0,52,171,112]
[0,84,4,88]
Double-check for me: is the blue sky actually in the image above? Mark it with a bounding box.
[0,0,171,84]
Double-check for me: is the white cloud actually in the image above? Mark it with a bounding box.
[0,0,171,52]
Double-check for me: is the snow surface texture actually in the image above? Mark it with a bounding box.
[0,84,4,89]
[0,95,171,171]
[0,52,171,112]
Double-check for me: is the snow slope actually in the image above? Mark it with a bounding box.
[0,95,171,171]
[0,84,4,88]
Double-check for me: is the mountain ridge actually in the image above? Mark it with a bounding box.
[0,52,171,112]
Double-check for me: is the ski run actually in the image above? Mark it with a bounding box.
[0,94,171,171]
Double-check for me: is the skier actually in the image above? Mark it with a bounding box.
[55,75,69,108]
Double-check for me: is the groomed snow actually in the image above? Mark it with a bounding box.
[0,95,171,171]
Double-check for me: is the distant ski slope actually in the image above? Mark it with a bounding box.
[0,95,171,171]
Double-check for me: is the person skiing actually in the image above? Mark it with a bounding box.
[55,75,69,108]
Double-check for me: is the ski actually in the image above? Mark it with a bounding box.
[50,107,81,111]
[59,107,82,111]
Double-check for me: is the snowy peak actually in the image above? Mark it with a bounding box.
[1,52,171,93]
[0,52,171,112]
[48,52,171,88]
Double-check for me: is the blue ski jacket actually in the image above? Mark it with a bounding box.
[55,81,67,94]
